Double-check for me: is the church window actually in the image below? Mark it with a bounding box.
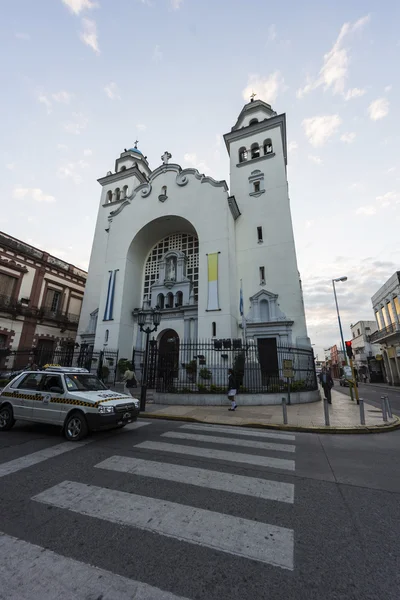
[166,292,174,308]
[106,190,113,203]
[254,181,260,193]
[212,322,216,337]
[104,329,109,343]
[239,147,248,163]
[259,266,265,284]
[143,233,199,304]
[123,185,128,198]
[175,291,183,307]
[257,226,263,242]
[264,139,273,155]
[157,294,164,309]
[249,118,258,125]
[251,143,260,159]
[120,166,127,171]
[115,188,121,201]
[260,299,270,321]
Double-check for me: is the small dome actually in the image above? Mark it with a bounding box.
[128,147,143,155]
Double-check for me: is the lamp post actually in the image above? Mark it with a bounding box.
[332,277,348,365]
[137,307,161,412]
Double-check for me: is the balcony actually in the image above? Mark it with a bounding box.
[38,306,80,328]
[0,295,79,329]
[369,323,400,344]
[0,294,35,317]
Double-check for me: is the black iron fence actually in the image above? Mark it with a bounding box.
[147,339,317,394]
[0,347,119,386]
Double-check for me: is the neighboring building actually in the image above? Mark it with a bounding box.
[330,345,345,378]
[0,232,86,368]
[78,98,310,368]
[370,272,400,385]
[350,320,384,382]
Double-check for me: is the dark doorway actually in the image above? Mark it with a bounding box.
[158,329,180,390]
[35,339,55,366]
[257,337,279,385]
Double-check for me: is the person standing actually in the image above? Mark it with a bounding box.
[227,368,238,411]
[122,365,138,397]
[319,367,334,404]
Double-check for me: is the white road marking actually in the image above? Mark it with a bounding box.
[122,421,152,430]
[135,441,295,471]
[161,431,296,453]
[33,481,294,570]
[96,456,295,503]
[0,532,189,600]
[180,423,296,441]
[0,441,91,479]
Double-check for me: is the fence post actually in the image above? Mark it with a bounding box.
[323,397,330,426]
[282,397,288,425]
[385,395,393,419]
[359,397,365,425]
[380,396,388,422]
[97,351,104,381]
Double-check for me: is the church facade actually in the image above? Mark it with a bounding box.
[77,99,310,362]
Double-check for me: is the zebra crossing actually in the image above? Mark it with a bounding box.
[2,419,298,598]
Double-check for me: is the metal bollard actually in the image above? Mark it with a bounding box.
[323,397,330,426]
[282,397,288,425]
[381,396,388,422]
[359,397,365,425]
[385,395,393,419]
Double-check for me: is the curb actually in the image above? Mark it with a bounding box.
[139,412,400,434]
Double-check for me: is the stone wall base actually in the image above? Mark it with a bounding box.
[152,389,320,406]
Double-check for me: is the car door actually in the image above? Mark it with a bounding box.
[33,374,65,425]
[11,373,44,420]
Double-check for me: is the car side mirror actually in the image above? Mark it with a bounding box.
[50,386,63,394]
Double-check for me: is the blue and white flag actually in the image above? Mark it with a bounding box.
[239,281,244,316]
[103,270,117,321]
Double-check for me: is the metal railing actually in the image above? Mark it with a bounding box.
[369,323,400,343]
[0,295,79,327]
[147,339,317,394]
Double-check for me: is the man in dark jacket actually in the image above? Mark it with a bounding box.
[227,368,237,411]
[319,367,334,404]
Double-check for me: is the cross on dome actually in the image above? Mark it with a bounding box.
[161,151,172,165]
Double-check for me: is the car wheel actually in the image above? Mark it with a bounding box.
[0,404,16,431]
[64,411,88,441]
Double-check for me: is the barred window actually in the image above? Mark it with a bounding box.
[143,233,199,303]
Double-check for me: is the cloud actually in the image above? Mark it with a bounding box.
[376,191,398,207]
[83,148,92,156]
[305,220,314,228]
[296,15,370,99]
[340,132,356,143]
[13,187,55,203]
[344,87,366,100]
[15,32,30,40]
[153,44,163,61]
[387,167,396,174]
[57,159,89,184]
[368,97,389,120]
[80,18,99,53]
[349,181,365,191]
[267,24,277,42]
[52,90,73,103]
[184,153,212,176]
[136,123,147,131]
[171,0,183,8]
[308,155,323,165]
[242,71,285,105]
[6,163,16,170]
[355,205,376,216]
[57,144,68,150]
[288,141,298,153]
[384,84,392,93]
[37,93,52,114]
[104,82,120,100]
[302,114,342,147]
[63,112,88,134]
[62,0,97,14]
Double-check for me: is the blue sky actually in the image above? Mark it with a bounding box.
[1,0,399,357]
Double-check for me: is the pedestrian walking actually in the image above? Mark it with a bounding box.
[122,365,138,397]
[227,368,238,411]
[319,367,334,404]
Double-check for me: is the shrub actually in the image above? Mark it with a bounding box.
[117,358,132,376]
[185,360,197,381]
[199,368,212,380]
[101,365,110,381]
[210,384,225,393]
[198,383,208,393]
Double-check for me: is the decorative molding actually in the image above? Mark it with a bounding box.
[237,152,276,168]
[231,99,277,131]
[98,165,148,186]
[140,183,152,198]
[250,190,266,198]
[224,113,287,165]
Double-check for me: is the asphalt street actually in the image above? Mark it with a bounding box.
[1,416,400,599]
[336,381,400,414]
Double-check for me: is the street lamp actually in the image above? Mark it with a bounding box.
[137,307,161,412]
[332,277,348,367]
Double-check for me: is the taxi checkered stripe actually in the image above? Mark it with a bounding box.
[1,391,130,409]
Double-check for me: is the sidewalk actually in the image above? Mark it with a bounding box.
[139,388,400,434]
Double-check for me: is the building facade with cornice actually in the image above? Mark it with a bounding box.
[78,100,310,367]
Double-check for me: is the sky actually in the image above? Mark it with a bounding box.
[1,0,399,358]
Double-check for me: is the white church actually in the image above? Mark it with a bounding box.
[78,98,311,371]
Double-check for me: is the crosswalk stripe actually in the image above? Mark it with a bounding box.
[161,431,296,453]
[121,421,151,430]
[136,441,295,471]
[33,481,294,570]
[0,532,190,599]
[96,456,295,504]
[180,423,296,441]
[0,441,91,479]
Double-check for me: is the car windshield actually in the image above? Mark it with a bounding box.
[64,374,108,392]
